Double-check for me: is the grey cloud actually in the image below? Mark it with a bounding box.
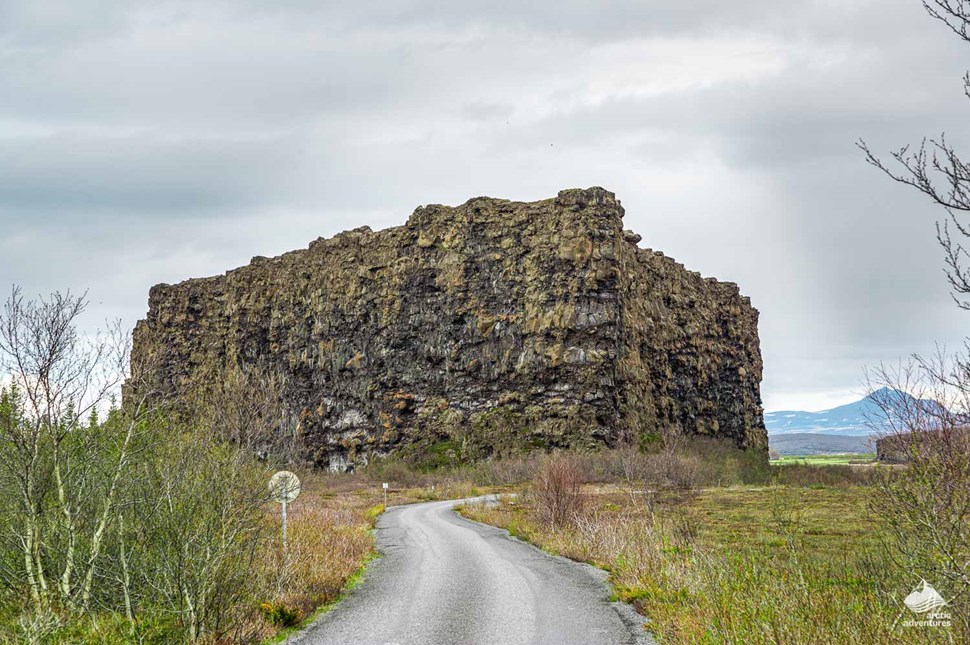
[2,0,969,411]
[0,133,308,214]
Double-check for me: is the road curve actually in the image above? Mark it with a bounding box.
[288,497,653,645]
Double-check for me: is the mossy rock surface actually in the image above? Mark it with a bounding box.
[130,188,767,469]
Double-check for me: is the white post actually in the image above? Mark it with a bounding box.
[383,482,388,508]
[270,471,300,562]
[282,480,288,554]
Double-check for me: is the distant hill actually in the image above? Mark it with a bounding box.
[764,387,938,437]
[768,433,874,456]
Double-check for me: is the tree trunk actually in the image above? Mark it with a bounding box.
[81,417,135,607]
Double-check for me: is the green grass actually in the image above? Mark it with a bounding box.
[686,485,880,556]
[771,453,875,466]
[13,612,182,645]
[463,483,956,643]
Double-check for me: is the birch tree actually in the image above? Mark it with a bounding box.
[0,287,150,612]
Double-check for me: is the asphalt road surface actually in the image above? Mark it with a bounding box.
[288,497,654,645]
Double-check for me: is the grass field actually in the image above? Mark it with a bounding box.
[460,480,956,644]
[770,452,875,466]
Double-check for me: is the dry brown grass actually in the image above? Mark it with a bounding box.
[462,483,960,644]
[238,472,382,643]
[241,470,503,642]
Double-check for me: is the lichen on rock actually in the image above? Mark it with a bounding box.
[130,187,766,470]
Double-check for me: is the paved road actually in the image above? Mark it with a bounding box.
[288,497,653,645]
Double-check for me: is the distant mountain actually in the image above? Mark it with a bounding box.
[765,387,940,437]
[768,433,874,456]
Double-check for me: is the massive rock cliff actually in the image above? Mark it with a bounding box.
[131,188,766,469]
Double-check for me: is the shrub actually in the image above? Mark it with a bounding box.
[531,456,585,527]
[773,463,874,487]
[655,451,702,491]
[364,458,430,488]
[686,437,771,486]
[259,601,300,627]
[365,504,385,524]
[470,453,542,486]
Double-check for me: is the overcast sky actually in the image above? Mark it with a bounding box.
[2,0,969,412]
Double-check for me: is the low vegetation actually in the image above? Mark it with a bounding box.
[0,289,391,644]
[246,474,382,642]
[0,392,385,644]
[770,452,875,466]
[459,452,962,644]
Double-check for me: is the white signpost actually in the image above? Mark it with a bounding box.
[383,482,388,508]
[269,471,302,553]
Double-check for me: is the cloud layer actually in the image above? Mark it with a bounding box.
[2,0,968,410]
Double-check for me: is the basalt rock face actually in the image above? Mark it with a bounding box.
[131,188,766,470]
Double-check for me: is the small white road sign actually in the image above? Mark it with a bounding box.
[269,470,301,502]
[269,471,301,553]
